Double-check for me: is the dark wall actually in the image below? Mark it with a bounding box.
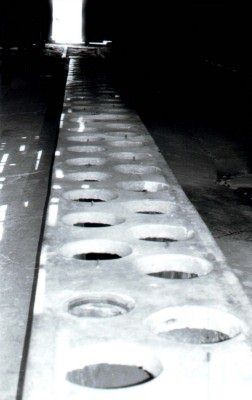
[0,0,51,46]
[0,0,250,69]
[84,0,116,43]
[107,1,250,65]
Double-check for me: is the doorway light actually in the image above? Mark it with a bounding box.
[52,0,84,44]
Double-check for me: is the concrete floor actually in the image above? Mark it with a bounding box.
[0,49,66,400]
[146,123,252,297]
[0,49,251,399]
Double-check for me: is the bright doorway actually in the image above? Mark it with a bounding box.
[51,0,84,44]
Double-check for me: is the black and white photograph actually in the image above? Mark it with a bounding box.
[0,1,252,399]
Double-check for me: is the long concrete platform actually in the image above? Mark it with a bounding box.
[22,55,252,400]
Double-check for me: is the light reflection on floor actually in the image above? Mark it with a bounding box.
[0,53,64,399]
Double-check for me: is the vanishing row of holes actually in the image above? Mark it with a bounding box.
[61,113,173,241]
[61,84,243,389]
[66,85,163,388]
[60,109,203,280]
[61,98,204,276]
[61,124,169,191]
[61,106,200,256]
[62,126,168,190]
[62,180,190,246]
[62,94,196,252]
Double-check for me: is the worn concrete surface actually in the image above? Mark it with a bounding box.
[0,48,251,400]
[0,50,66,400]
[22,56,252,400]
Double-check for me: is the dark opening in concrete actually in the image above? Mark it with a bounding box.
[140,237,177,243]
[66,364,154,389]
[136,254,213,279]
[62,212,125,228]
[137,211,163,215]
[61,239,131,260]
[145,306,242,345]
[159,328,230,344]
[74,252,121,260]
[132,225,194,242]
[74,222,111,228]
[148,271,199,279]
[74,198,104,203]
[64,189,117,203]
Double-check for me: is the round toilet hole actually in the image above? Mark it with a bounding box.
[138,211,162,215]
[110,152,152,161]
[60,240,132,261]
[122,200,176,214]
[142,237,177,243]
[68,294,135,318]
[70,114,127,123]
[110,140,145,148]
[118,181,168,193]
[159,328,230,344]
[62,212,124,228]
[65,157,106,167]
[65,172,109,182]
[105,123,138,130]
[77,198,103,203]
[66,364,154,389]
[135,255,213,279]
[145,306,243,345]
[90,222,111,227]
[114,164,160,175]
[149,271,198,279]
[67,145,105,153]
[72,103,128,115]
[66,344,162,389]
[66,134,104,142]
[105,131,140,139]
[131,225,194,241]
[63,189,117,203]
[74,252,120,261]
[72,102,124,109]
[74,222,109,227]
